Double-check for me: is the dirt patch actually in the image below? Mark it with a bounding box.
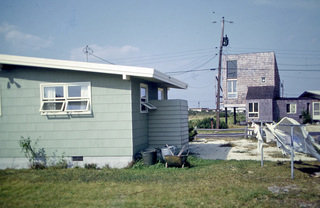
[190,138,318,162]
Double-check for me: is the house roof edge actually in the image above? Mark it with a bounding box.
[0,54,187,89]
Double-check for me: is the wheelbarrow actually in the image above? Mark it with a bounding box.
[164,154,188,168]
[164,144,189,168]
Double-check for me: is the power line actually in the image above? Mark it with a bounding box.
[166,54,218,75]
[83,45,115,65]
[166,68,215,75]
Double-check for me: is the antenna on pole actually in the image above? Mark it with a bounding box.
[83,45,93,62]
[214,16,233,129]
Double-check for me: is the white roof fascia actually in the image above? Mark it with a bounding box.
[153,69,188,89]
[0,54,187,89]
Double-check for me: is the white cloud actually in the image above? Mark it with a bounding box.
[0,22,52,51]
[70,44,140,63]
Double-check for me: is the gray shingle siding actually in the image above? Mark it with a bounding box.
[274,98,315,122]
[222,52,280,108]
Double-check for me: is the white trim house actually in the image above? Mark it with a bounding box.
[0,54,188,169]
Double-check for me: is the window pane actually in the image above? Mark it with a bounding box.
[44,86,64,98]
[232,80,237,92]
[68,86,82,97]
[227,81,232,93]
[291,104,296,113]
[227,60,237,79]
[141,87,146,102]
[254,103,259,112]
[42,102,64,111]
[158,88,164,100]
[249,113,258,117]
[249,103,253,112]
[314,103,320,111]
[68,85,89,98]
[67,101,88,111]
[286,104,290,113]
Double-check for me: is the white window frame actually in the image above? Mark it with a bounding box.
[286,103,296,114]
[248,102,259,118]
[140,83,156,113]
[40,82,91,115]
[140,84,149,113]
[227,80,237,99]
[313,102,320,120]
[158,88,164,100]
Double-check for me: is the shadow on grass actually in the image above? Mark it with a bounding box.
[294,160,320,175]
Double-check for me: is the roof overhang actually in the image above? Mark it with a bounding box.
[0,54,188,89]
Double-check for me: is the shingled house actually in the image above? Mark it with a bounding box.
[222,52,280,123]
[221,52,319,123]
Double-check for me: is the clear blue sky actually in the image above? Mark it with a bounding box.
[1,0,319,108]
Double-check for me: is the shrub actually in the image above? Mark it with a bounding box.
[301,110,312,124]
[189,117,228,130]
[19,136,47,169]
[188,121,197,141]
[84,163,98,169]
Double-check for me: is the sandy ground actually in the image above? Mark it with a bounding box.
[189,138,318,162]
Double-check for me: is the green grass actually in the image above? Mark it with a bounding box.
[1,157,320,207]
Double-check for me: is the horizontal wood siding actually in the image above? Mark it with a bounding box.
[0,66,133,160]
[148,100,188,148]
[131,79,148,155]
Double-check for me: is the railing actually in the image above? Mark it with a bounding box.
[195,127,254,139]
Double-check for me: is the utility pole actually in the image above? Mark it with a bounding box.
[83,45,93,62]
[215,17,232,129]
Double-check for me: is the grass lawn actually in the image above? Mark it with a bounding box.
[1,157,320,208]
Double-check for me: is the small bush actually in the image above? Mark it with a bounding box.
[84,163,98,169]
[301,110,312,124]
[19,136,47,169]
[188,122,197,141]
[189,117,228,130]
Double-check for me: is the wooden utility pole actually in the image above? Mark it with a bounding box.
[216,17,232,129]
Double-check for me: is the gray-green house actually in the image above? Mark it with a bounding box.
[0,54,188,169]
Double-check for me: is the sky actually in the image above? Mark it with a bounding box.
[0,0,319,108]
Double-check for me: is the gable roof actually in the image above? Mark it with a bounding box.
[246,86,276,99]
[0,54,187,89]
[299,91,320,99]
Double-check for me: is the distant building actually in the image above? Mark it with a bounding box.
[221,52,319,123]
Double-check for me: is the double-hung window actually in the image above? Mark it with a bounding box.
[286,103,296,114]
[248,102,259,118]
[40,82,91,115]
[227,60,237,99]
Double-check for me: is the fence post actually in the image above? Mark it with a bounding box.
[245,126,248,139]
[260,121,264,167]
[290,125,294,179]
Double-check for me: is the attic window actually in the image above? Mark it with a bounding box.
[40,82,91,115]
[261,77,266,83]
